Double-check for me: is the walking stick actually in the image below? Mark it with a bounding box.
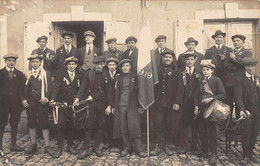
[147,108,150,156]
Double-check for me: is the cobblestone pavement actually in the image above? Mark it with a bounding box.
[0,132,259,166]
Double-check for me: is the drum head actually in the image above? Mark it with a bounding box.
[204,100,216,119]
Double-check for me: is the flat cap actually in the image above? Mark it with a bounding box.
[36,35,48,43]
[106,57,119,64]
[118,58,131,68]
[200,60,215,69]
[242,57,258,65]
[3,53,18,59]
[155,35,167,42]
[106,38,117,44]
[84,31,96,38]
[62,32,73,38]
[212,30,226,39]
[183,52,197,59]
[93,56,106,64]
[161,50,175,57]
[64,57,78,65]
[184,37,198,45]
[28,54,43,61]
[231,34,246,41]
[125,36,137,44]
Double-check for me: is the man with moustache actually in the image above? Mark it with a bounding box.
[103,38,124,61]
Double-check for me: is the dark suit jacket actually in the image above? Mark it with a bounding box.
[153,47,176,68]
[103,49,124,61]
[55,45,78,75]
[76,45,102,68]
[51,70,82,105]
[123,48,138,74]
[0,67,25,112]
[178,50,204,70]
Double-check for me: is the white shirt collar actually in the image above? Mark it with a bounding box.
[109,70,116,78]
[235,47,243,52]
[86,44,93,50]
[186,50,195,53]
[6,66,14,72]
[185,66,194,74]
[215,44,223,49]
[65,44,71,48]
[40,47,46,51]
[68,70,75,75]
[245,72,254,80]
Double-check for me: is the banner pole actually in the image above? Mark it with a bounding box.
[147,107,150,156]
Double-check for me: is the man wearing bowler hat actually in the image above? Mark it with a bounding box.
[122,36,138,73]
[178,37,204,70]
[0,53,25,154]
[76,31,102,73]
[103,37,124,61]
[54,32,78,75]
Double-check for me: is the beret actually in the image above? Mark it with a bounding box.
[200,60,215,69]
[161,50,175,57]
[28,54,43,61]
[125,36,137,44]
[64,57,78,65]
[183,52,197,59]
[118,58,131,68]
[106,57,119,64]
[36,36,48,43]
[3,53,18,59]
[231,34,246,41]
[62,32,73,38]
[242,57,258,65]
[93,56,106,64]
[155,35,167,42]
[106,38,117,44]
[84,31,96,38]
[184,37,198,45]
[212,30,226,39]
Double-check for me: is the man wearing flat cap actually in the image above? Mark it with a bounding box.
[178,37,204,70]
[76,30,102,73]
[122,36,138,73]
[31,35,56,77]
[54,32,78,76]
[0,53,25,154]
[234,57,260,165]
[74,56,113,158]
[50,57,81,158]
[103,38,124,61]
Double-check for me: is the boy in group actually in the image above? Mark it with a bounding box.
[50,57,81,158]
[122,36,138,73]
[150,50,184,156]
[22,54,53,156]
[194,60,226,165]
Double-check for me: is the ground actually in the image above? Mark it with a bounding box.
[0,131,260,166]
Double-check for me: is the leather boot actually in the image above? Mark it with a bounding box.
[10,127,24,151]
[9,144,24,152]
[53,148,62,158]
[164,145,173,156]
[209,154,217,165]
[94,130,103,157]
[77,149,90,159]
[150,144,160,156]
[45,146,55,156]
[25,144,37,154]
[67,146,78,154]
[120,147,130,157]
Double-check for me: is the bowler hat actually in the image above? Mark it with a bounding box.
[28,54,43,61]
[161,50,175,57]
[200,60,215,69]
[3,53,18,59]
[36,36,48,43]
[118,59,131,68]
[155,35,167,42]
[84,31,96,38]
[64,57,78,65]
[106,38,117,44]
[62,32,73,38]
[184,37,198,45]
[125,36,137,44]
[183,53,197,59]
[106,57,119,64]
[231,34,246,41]
[93,56,106,64]
[242,57,258,65]
[211,30,226,39]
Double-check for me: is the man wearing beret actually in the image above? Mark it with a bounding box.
[74,56,113,158]
[22,54,53,156]
[234,57,260,165]
[103,38,124,61]
[122,36,138,73]
[76,31,102,73]
[0,53,25,154]
[178,37,204,69]
[31,35,56,77]
[54,32,78,76]
[194,60,226,165]
[49,57,81,158]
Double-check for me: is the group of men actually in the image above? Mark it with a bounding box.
[0,29,259,165]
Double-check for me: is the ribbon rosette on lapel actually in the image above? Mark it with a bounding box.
[195,73,201,79]
[181,70,187,86]
[94,53,97,57]
[60,49,63,54]
[46,52,50,60]
[63,77,70,85]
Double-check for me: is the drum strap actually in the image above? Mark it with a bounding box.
[203,79,213,96]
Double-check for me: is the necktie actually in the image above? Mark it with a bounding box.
[250,76,254,82]
[217,45,220,50]
[88,47,91,55]
[8,69,14,79]
[189,67,192,76]
[41,48,44,52]
[70,73,74,81]
[33,71,38,77]
[66,46,70,54]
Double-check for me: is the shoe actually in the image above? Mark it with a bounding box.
[239,157,249,165]
[120,148,130,157]
[102,142,110,149]
[77,149,90,159]
[178,146,189,154]
[198,150,209,158]
[150,144,160,156]
[209,154,217,165]
[45,146,55,156]
[25,144,37,154]
[95,148,103,157]
[53,149,62,158]
[249,156,260,164]
[136,151,147,158]
[9,144,24,152]
[67,146,79,154]
[164,145,173,156]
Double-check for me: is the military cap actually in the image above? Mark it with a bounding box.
[118,58,131,68]
[84,31,96,38]
[36,35,48,43]
[155,35,167,42]
[184,37,198,45]
[125,36,137,44]
[93,56,106,64]
[231,34,246,41]
[200,60,215,69]
[106,57,119,64]
[3,53,18,59]
[161,50,175,57]
[211,30,226,39]
[64,57,78,65]
[183,52,197,59]
[62,32,73,38]
[106,38,117,44]
[27,54,43,61]
[242,57,258,65]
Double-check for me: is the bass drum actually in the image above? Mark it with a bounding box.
[71,102,90,130]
